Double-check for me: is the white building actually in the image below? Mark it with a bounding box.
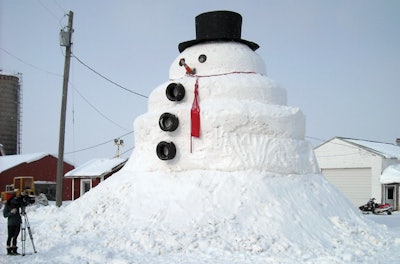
[314,137,400,210]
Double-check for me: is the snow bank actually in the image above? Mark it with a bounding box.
[5,169,398,263]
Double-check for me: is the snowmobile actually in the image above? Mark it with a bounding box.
[359,198,393,215]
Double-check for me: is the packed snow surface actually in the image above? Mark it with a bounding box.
[135,42,318,174]
[1,170,400,263]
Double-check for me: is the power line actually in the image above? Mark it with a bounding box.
[4,43,389,160]
[0,47,62,77]
[1,46,389,159]
[119,146,135,157]
[64,130,134,155]
[52,0,67,14]
[72,54,149,99]
[308,135,398,159]
[73,87,131,131]
[1,46,138,154]
[36,0,64,27]
[306,136,327,143]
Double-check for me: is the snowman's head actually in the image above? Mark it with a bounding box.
[169,42,266,79]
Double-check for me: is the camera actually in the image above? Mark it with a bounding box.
[11,194,35,209]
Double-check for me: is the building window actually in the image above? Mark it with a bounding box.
[80,179,92,196]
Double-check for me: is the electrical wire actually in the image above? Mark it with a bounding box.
[36,0,64,27]
[305,136,327,143]
[1,46,137,155]
[71,59,77,164]
[52,0,67,14]
[64,131,134,155]
[73,87,131,132]
[308,135,397,158]
[119,146,135,157]
[72,54,149,99]
[0,47,62,77]
[8,44,375,160]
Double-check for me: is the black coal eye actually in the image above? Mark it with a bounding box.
[198,54,207,63]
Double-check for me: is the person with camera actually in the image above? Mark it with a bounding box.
[3,193,22,255]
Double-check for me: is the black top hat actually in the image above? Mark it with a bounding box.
[178,10,259,53]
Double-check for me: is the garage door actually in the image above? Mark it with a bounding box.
[321,168,372,207]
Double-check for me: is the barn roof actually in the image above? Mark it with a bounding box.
[337,137,400,159]
[0,152,55,173]
[64,158,127,178]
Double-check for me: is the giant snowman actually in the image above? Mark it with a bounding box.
[32,11,398,262]
[131,10,319,174]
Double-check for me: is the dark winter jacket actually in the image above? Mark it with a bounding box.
[3,197,22,226]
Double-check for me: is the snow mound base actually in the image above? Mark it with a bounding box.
[25,170,400,263]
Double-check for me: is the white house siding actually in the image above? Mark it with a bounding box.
[321,168,371,207]
[315,138,384,206]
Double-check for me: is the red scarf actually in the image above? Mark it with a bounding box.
[191,78,200,138]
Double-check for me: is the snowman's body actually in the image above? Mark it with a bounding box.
[132,42,319,174]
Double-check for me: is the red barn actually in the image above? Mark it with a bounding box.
[64,157,127,200]
[0,153,75,201]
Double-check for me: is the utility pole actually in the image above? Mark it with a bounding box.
[56,11,73,207]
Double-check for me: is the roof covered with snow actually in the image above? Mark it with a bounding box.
[64,158,127,178]
[339,137,400,159]
[0,152,52,173]
[380,164,400,184]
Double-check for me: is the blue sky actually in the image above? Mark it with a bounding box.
[1,0,399,165]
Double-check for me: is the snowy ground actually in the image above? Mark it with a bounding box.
[1,171,400,263]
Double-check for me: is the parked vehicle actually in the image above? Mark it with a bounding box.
[1,176,35,201]
[359,198,392,215]
[1,176,48,205]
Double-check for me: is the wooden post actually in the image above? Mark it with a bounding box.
[56,11,73,207]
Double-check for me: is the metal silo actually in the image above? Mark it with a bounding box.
[0,73,22,155]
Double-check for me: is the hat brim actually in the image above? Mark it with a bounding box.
[178,38,259,53]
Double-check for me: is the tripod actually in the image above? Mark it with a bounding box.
[20,208,37,256]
